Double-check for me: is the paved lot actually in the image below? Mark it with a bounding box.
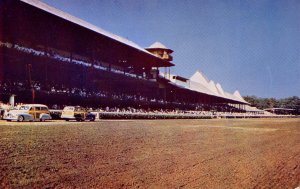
[0,119,299,188]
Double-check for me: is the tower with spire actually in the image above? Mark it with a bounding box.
[145,42,173,61]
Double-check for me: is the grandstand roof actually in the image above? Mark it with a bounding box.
[21,0,146,53]
[207,80,219,96]
[163,71,250,104]
[1,0,174,68]
[264,108,295,111]
[0,0,250,105]
[189,80,216,96]
[216,83,225,96]
[233,90,248,104]
[190,71,209,87]
[189,70,245,103]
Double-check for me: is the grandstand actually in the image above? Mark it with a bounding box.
[0,0,251,113]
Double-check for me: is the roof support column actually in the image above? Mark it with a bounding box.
[0,47,5,100]
[0,47,4,85]
[44,45,49,92]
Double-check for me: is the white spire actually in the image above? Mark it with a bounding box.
[216,83,225,96]
[190,70,209,87]
[148,41,168,49]
[207,80,219,95]
[233,90,243,99]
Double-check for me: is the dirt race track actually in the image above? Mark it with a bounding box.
[0,118,299,189]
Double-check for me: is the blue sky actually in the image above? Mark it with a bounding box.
[42,0,300,98]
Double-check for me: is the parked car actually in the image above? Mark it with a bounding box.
[88,111,102,121]
[3,104,52,122]
[61,106,95,121]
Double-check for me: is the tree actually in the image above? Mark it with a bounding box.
[243,96,300,114]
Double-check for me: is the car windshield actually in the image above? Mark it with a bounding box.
[19,106,30,110]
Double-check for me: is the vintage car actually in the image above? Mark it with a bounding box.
[3,104,52,122]
[61,106,95,121]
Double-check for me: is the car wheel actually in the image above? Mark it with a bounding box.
[17,116,24,122]
[65,119,69,121]
[40,118,45,122]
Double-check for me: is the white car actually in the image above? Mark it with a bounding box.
[4,104,52,122]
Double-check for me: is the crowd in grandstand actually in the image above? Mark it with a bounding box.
[1,41,144,79]
[2,41,296,118]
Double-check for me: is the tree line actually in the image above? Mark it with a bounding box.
[243,96,300,111]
